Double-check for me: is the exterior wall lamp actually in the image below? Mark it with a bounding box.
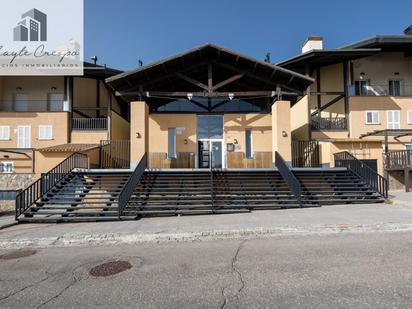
[234,139,238,144]
[282,131,288,137]
[136,132,141,139]
[16,87,22,91]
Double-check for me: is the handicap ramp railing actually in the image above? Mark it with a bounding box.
[334,151,388,198]
[15,153,88,219]
[275,151,302,207]
[118,153,147,218]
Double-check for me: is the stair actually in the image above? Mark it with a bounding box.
[18,171,131,222]
[17,168,384,223]
[293,169,384,204]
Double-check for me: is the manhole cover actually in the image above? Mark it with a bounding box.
[0,249,37,260]
[89,260,132,277]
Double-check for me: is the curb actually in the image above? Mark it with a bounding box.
[1,223,412,249]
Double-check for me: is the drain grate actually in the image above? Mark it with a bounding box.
[0,249,37,260]
[89,260,132,277]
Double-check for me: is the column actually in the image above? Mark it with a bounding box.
[130,101,148,169]
[272,100,292,166]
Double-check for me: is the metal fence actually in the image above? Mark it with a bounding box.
[72,118,108,130]
[275,151,302,206]
[292,140,320,168]
[100,140,130,169]
[311,116,347,130]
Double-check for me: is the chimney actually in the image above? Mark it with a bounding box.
[302,36,323,54]
[404,25,412,35]
[91,55,98,65]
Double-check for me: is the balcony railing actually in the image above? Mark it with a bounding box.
[311,116,347,131]
[348,84,412,97]
[72,118,108,130]
[0,100,66,112]
[385,150,412,169]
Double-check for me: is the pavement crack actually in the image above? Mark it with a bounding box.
[36,265,83,309]
[220,240,247,309]
[0,275,50,302]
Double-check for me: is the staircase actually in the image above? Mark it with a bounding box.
[17,168,385,223]
[294,169,384,204]
[124,170,317,217]
[18,171,130,222]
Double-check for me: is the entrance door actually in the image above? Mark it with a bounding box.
[14,94,29,111]
[198,140,223,168]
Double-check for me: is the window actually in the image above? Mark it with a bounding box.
[167,128,176,158]
[365,111,379,124]
[387,110,400,129]
[245,129,253,158]
[0,126,10,140]
[197,115,224,139]
[17,126,31,148]
[0,162,14,173]
[405,144,412,151]
[38,125,53,140]
[407,111,412,124]
[389,80,401,96]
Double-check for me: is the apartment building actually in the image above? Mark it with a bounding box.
[0,63,129,183]
[278,26,412,185]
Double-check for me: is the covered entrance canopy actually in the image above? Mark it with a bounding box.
[106,44,313,113]
[360,129,412,152]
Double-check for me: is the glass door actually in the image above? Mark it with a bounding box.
[198,139,223,168]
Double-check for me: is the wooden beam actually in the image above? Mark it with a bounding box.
[311,94,345,116]
[175,72,209,91]
[211,74,244,91]
[208,64,213,92]
[119,90,297,98]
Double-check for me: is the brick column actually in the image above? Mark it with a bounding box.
[130,101,148,169]
[272,100,292,166]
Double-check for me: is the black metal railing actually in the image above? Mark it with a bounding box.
[311,116,347,130]
[118,153,147,218]
[72,118,108,130]
[385,150,412,169]
[100,140,130,168]
[275,151,302,206]
[15,153,88,219]
[292,140,320,168]
[334,151,388,198]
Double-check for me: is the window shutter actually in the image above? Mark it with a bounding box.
[0,126,10,140]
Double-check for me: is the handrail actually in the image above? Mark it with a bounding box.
[118,153,147,218]
[210,150,214,212]
[275,152,302,206]
[334,151,388,198]
[15,152,88,219]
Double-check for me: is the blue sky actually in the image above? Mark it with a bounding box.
[84,0,412,71]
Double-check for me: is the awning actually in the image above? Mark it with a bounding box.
[38,143,100,153]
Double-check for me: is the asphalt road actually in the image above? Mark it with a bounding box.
[0,232,411,309]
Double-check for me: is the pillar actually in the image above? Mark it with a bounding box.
[130,101,148,169]
[272,100,292,166]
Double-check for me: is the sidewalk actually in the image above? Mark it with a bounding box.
[1,200,412,249]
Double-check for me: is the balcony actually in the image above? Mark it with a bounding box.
[311,116,347,131]
[385,150,412,170]
[348,84,412,97]
[72,118,108,131]
[0,100,67,112]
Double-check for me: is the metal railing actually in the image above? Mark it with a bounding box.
[0,100,66,112]
[15,153,88,219]
[72,118,108,130]
[100,140,130,168]
[292,140,320,168]
[118,153,147,218]
[348,84,412,97]
[385,150,412,169]
[275,151,302,206]
[334,151,388,198]
[311,116,347,130]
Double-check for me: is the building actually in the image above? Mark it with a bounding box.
[278,26,412,189]
[13,8,47,42]
[0,62,129,201]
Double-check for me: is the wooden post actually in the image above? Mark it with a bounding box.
[405,167,410,192]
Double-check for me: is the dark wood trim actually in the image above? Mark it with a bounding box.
[311,94,345,116]
[211,73,244,91]
[316,67,321,112]
[175,72,209,91]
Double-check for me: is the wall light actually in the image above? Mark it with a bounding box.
[16,87,22,91]
[184,139,188,145]
[359,72,365,80]
[282,131,288,137]
[136,132,141,138]
[51,86,57,91]
[394,72,400,76]
[187,93,193,100]
[234,139,238,144]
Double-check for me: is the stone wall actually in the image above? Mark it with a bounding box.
[388,170,412,192]
[0,173,37,212]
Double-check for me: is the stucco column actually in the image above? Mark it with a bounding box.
[272,100,292,166]
[130,101,148,169]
